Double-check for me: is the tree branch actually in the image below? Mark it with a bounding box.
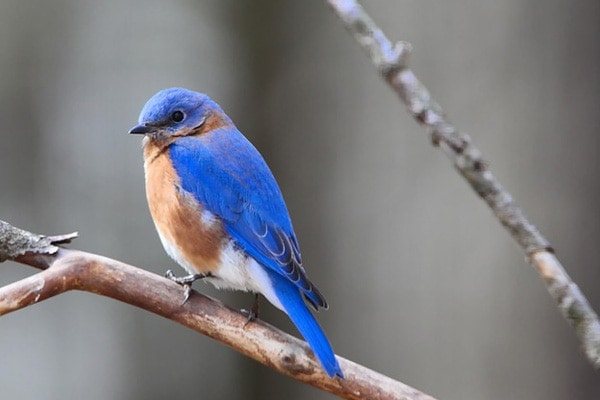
[0,220,438,400]
[326,0,600,370]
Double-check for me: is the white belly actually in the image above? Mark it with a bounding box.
[161,232,284,311]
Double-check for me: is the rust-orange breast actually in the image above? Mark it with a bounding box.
[143,141,223,274]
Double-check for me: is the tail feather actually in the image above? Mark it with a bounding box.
[268,272,343,378]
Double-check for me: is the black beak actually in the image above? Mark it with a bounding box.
[129,124,154,135]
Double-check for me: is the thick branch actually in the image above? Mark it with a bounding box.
[326,0,600,369]
[0,220,438,400]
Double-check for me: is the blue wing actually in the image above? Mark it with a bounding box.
[169,129,327,310]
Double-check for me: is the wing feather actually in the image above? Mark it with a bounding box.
[169,132,327,309]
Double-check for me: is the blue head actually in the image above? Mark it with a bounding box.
[129,87,229,142]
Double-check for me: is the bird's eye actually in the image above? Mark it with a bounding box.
[171,110,185,123]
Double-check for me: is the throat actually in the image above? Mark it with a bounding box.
[142,136,174,165]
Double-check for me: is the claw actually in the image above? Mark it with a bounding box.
[243,294,260,327]
[182,283,192,305]
[165,269,176,280]
[164,269,212,304]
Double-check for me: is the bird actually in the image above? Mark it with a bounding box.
[129,87,343,378]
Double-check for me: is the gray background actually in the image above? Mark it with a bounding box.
[1,1,599,399]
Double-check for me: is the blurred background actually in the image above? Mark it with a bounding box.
[0,0,599,399]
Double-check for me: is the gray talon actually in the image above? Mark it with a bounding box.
[164,270,213,304]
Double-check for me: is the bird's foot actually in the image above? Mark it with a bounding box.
[242,293,260,327]
[165,269,210,285]
[165,270,212,305]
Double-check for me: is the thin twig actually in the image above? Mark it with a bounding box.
[0,220,438,400]
[326,0,600,369]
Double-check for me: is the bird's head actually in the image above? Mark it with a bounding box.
[129,88,229,144]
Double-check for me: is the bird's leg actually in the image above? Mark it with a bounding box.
[243,293,260,327]
[165,269,212,305]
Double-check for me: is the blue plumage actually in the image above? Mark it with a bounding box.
[131,88,342,378]
[169,133,326,308]
[267,269,342,378]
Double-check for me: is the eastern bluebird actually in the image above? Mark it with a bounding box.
[129,88,343,378]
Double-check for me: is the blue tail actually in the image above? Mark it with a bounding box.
[268,272,343,378]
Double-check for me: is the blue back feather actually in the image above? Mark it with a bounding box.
[169,130,326,309]
[170,131,343,377]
